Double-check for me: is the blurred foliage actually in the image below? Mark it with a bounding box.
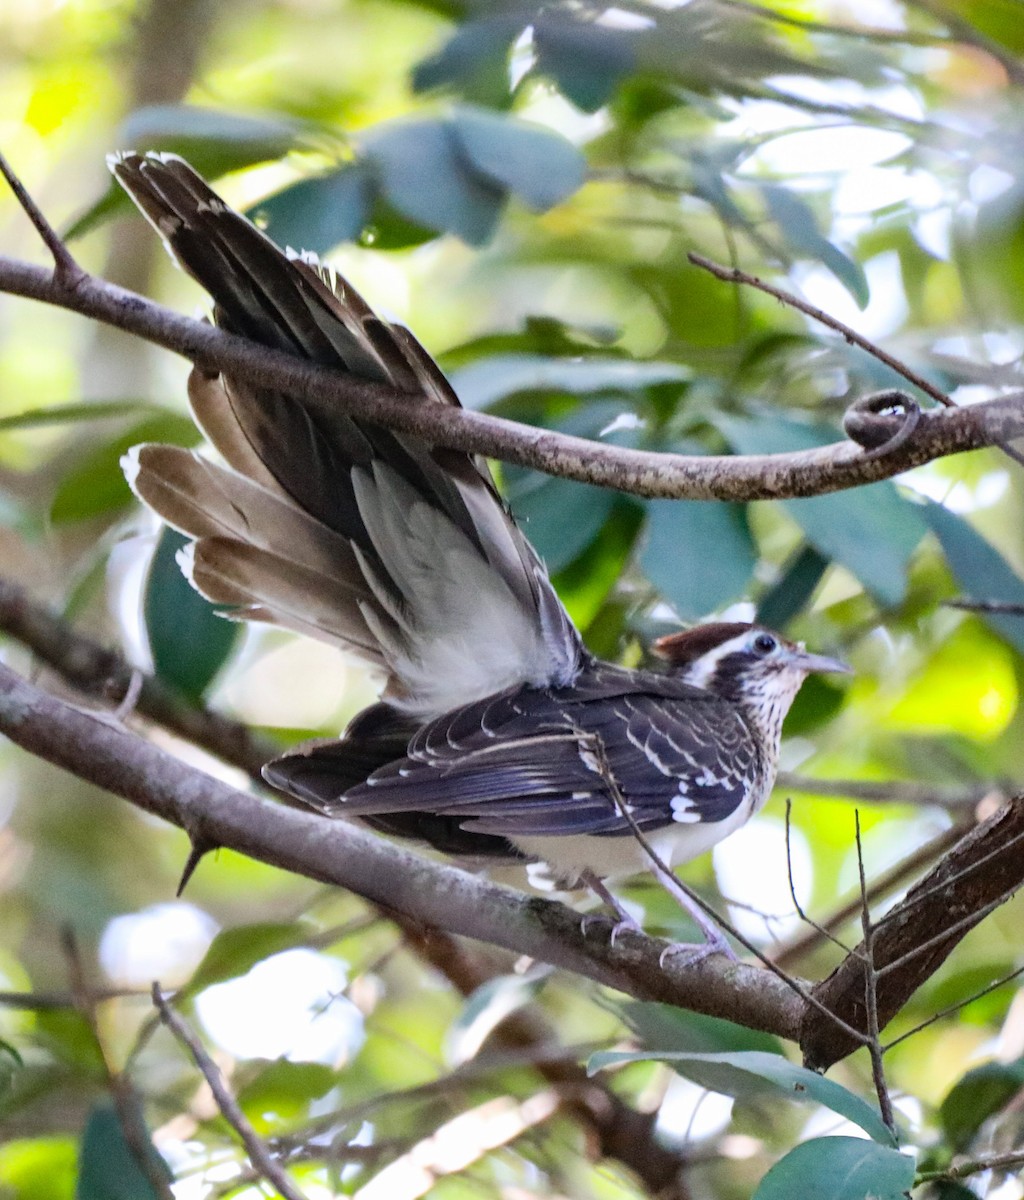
[3,0,1024,1197]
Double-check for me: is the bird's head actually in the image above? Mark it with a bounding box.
[654,621,851,740]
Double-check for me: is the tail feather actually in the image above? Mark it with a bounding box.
[111,151,584,715]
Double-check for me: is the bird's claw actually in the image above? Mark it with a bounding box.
[579,912,643,945]
[658,929,737,969]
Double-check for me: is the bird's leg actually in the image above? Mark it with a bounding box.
[580,870,643,945]
[651,869,737,965]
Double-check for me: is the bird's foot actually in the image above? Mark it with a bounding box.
[658,926,737,969]
[579,910,643,945]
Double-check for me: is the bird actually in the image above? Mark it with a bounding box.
[111,151,849,953]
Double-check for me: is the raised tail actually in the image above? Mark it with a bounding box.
[112,152,583,717]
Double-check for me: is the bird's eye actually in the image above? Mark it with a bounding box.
[752,633,777,656]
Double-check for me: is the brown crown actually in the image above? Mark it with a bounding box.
[653,621,754,666]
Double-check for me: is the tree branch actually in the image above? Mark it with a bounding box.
[0,658,806,1040]
[1,255,1022,501]
[800,794,1024,1069]
[152,985,308,1200]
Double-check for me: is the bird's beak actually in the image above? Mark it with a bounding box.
[785,646,853,676]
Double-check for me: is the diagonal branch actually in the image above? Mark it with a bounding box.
[1,254,1023,500]
[0,657,807,1041]
[800,794,1024,1069]
[0,579,693,1193]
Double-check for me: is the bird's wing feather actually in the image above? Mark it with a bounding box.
[283,673,756,838]
[111,151,583,715]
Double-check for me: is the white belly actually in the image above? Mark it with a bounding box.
[512,798,756,882]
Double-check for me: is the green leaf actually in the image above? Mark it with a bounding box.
[532,12,635,111]
[939,1057,1024,1152]
[762,185,869,309]
[641,499,756,620]
[363,117,504,245]
[450,107,586,211]
[444,969,548,1067]
[923,501,1024,656]
[753,1137,914,1200]
[0,1136,78,1200]
[144,528,240,701]
[237,1060,336,1131]
[620,1002,784,1057]
[504,401,637,572]
[51,413,199,523]
[75,1102,170,1200]
[119,104,299,164]
[0,401,157,432]
[250,163,374,254]
[451,354,685,411]
[67,106,300,240]
[757,544,830,628]
[188,923,309,993]
[719,415,926,605]
[413,16,522,107]
[587,1050,895,1145]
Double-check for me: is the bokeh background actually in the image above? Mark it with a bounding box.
[3,1,1024,1197]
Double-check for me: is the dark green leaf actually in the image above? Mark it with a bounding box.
[119,105,299,163]
[67,106,300,240]
[719,415,926,605]
[451,107,586,211]
[504,401,637,572]
[51,413,199,523]
[641,499,756,620]
[363,118,504,245]
[923,501,1024,656]
[188,923,309,993]
[532,13,635,111]
[620,1002,784,1056]
[762,185,869,308]
[553,497,644,630]
[939,1057,1024,1152]
[752,1137,914,1200]
[451,354,685,411]
[144,528,240,701]
[75,1102,170,1200]
[781,674,846,736]
[757,545,830,628]
[587,1050,895,1145]
[413,16,522,107]
[250,164,374,254]
[925,1183,984,1200]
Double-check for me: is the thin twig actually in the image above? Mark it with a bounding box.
[151,983,309,1200]
[854,815,897,1139]
[916,1145,1024,1184]
[784,800,856,958]
[772,821,968,969]
[777,771,995,810]
[576,730,870,1048]
[944,599,1024,616]
[62,932,175,1200]
[1,254,1024,500]
[689,252,1024,470]
[0,986,148,1010]
[905,0,1024,88]
[689,252,954,407]
[0,151,84,286]
[883,959,1024,1053]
